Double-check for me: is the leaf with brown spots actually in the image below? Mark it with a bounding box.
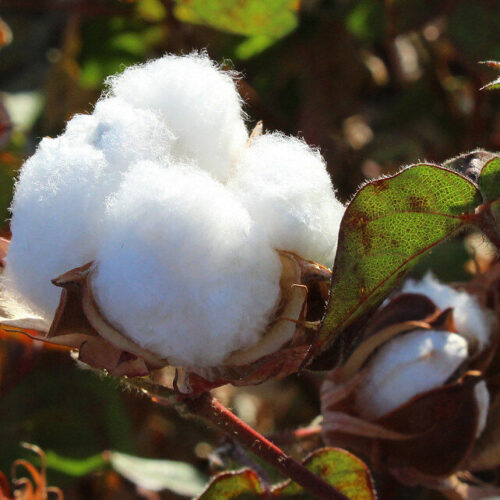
[272,447,376,499]
[316,164,482,360]
[197,469,262,500]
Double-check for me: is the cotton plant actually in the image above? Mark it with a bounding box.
[1,52,344,390]
[2,52,500,500]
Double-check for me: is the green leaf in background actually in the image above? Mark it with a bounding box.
[45,449,207,498]
[173,0,300,59]
[45,451,106,477]
[110,452,207,497]
[478,156,500,226]
[273,448,376,500]
[448,2,500,60]
[197,469,262,500]
[78,16,163,89]
[479,156,500,203]
[318,164,481,351]
[345,0,385,43]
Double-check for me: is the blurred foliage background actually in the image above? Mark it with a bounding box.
[0,0,499,498]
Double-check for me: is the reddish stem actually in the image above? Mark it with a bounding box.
[181,392,348,500]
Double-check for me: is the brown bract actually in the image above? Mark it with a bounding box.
[321,258,500,499]
[0,242,330,395]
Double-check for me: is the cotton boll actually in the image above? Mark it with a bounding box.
[106,53,248,182]
[355,330,468,420]
[5,135,115,317]
[402,274,493,351]
[93,162,281,367]
[92,97,174,169]
[227,133,344,267]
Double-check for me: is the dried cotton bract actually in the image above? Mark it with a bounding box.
[4,52,344,370]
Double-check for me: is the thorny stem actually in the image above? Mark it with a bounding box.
[128,378,348,500]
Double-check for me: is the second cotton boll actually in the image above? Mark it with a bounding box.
[5,52,345,367]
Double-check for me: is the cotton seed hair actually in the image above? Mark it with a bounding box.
[4,52,344,367]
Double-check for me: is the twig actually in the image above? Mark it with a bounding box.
[181,392,348,500]
[127,378,348,500]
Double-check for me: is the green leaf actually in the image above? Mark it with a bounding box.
[346,0,385,42]
[479,156,500,203]
[109,452,207,497]
[235,35,276,60]
[173,0,299,57]
[273,448,376,499]
[45,451,107,477]
[197,469,262,500]
[478,156,500,227]
[318,164,481,351]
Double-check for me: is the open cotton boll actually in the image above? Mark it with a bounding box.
[93,161,281,367]
[402,273,493,351]
[355,330,468,420]
[106,53,248,182]
[92,97,174,169]
[5,135,115,317]
[227,133,344,267]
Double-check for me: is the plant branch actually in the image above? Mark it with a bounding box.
[181,392,348,500]
[126,378,348,500]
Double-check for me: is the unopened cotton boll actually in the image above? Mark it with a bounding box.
[402,273,493,351]
[228,133,345,267]
[5,135,113,316]
[106,53,248,182]
[355,330,468,420]
[93,162,282,367]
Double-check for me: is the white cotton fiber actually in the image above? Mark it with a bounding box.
[91,97,174,169]
[402,273,493,351]
[228,133,344,267]
[355,330,468,419]
[5,135,113,316]
[92,162,281,367]
[106,53,248,182]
